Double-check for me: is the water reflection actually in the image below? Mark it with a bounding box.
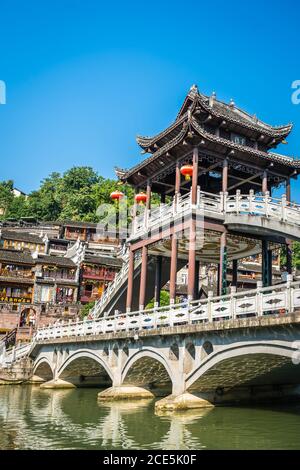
[0,386,300,449]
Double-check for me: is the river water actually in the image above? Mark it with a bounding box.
[0,385,300,450]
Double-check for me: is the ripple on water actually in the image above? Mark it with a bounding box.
[0,386,300,450]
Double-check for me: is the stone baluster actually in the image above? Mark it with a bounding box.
[287,274,294,314]
[281,193,287,221]
[249,189,254,213]
[236,190,241,214]
[207,291,213,322]
[264,191,270,217]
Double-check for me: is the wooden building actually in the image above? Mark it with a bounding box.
[80,254,122,304]
[116,85,299,310]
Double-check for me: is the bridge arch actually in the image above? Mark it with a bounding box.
[57,349,113,387]
[122,348,174,394]
[186,342,297,392]
[33,357,54,381]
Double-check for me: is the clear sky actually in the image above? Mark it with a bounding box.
[0,0,299,199]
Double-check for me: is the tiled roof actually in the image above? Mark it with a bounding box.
[1,230,45,244]
[35,255,76,268]
[83,254,123,268]
[0,249,35,265]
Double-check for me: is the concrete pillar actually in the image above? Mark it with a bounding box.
[169,235,178,303]
[139,246,148,310]
[126,249,135,312]
[222,158,229,193]
[219,231,228,296]
[154,256,162,306]
[188,219,196,300]
[191,147,199,205]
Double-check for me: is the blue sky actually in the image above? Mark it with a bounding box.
[0,0,299,199]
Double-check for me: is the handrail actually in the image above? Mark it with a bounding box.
[33,278,299,343]
[91,189,300,319]
[131,189,300,241]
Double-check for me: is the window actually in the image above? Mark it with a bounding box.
[232,133,246,145]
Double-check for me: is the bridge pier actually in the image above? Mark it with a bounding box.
[27,374,46,385]
[40,378,76,389]
[98,385,154,401]
[155,392,214,412]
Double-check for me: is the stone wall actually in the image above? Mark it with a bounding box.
[0,302,82,339]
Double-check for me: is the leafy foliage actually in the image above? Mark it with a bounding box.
[0,167,136,223]
[146,290,170,309]
[280,242,300,271]
[80,301,95,319]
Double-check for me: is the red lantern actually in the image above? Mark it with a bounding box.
[180,164,193,181]
[110,190,124,201]
[135,192,147,205]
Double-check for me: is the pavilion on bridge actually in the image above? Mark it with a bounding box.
[115,85,299,312]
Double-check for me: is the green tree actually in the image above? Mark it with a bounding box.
[6,195,28,219]
[280,241,300,271]
[80,301,95,319]
[0,180,14,218]
[146,290,170,309]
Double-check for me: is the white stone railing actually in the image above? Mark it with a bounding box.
[225,190,300,224]
[34,279,300,342]
[131,189,222,239]
[130,189,300,241]
[0,343,31,367]
[90,189,300,319]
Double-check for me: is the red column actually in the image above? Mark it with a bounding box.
[262,170,268,194]
[126,249,135,312]
[146,180,151,210]
[188,148,199,300]
[222,158,229,193]
[191,147,199,204]
[285,177,292,275]
[139,246,148,310]
[169,234,178,303]
[188,219,196,300]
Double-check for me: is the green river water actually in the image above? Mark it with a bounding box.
[0,385,300,450]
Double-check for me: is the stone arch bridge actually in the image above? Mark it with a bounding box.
[30,313,300,410]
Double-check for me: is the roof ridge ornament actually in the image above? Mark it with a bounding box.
[209,91,216,107]
[229,98,235,108]
[189,84,199,96]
